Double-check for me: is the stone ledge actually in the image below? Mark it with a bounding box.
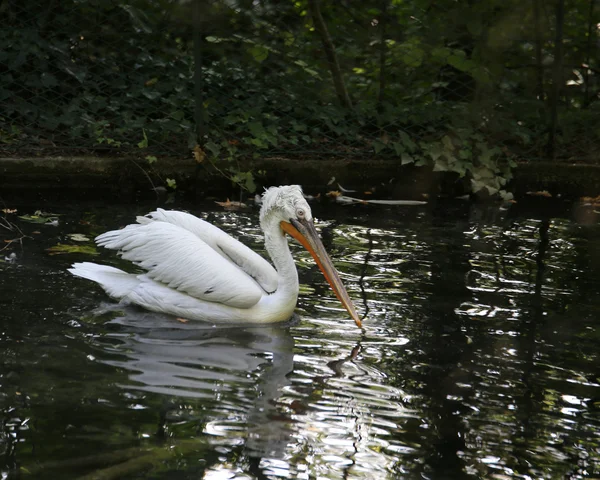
[1,156,599,200]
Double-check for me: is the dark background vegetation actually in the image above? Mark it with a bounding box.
[1,0,599,194]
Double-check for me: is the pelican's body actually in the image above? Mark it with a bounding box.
[70,186,361,327]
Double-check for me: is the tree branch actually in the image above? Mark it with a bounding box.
[307,0,352,109]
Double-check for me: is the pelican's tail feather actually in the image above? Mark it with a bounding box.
[69,262,139,300]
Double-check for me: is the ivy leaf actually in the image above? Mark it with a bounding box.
[248,121,265,137]
[373,140,387,154]
[480,146,501,164]
[433,158,449,171]
[400,41,424,68]
[137,129,148,149]
[432,47,451,62]
[40,73,58,88]
[244,173,256,193]
[141,91,160,100]
[486,185,499,195]
[426,143,444,161]
[392,142,404,156]
[471,179,486,193]
[63,66,86,83]
[442,135,454,151]
[120,5,153,34]
[170,110,184,121]
[448,51,474,73]
[399,131,417,152]
[467,18,483,36]
[249,45,269,63]
[205,141,220,156]
[401,153,414,165]
[459,149,472,160]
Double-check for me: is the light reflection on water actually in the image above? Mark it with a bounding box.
[0,202,599,478]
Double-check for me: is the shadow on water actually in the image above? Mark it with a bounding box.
[0,199,598,478]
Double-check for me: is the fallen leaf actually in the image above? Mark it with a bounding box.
[193,144,205,163]
[19,214,60,225]
[176,317,189,323]
[215,199,247,211]
[1,209,16,214]
[34,210,62,217]
[526,190,552,198]
[326,190,341,198]
[46,244,98,256]
[18,215,48,224]
[67,233,91,242]
[580,196,600,207]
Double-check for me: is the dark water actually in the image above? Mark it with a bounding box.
[0,199,599,479]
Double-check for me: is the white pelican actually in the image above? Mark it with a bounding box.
[70,185,362,327]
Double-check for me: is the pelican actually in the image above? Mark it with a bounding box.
[69,185,362,327]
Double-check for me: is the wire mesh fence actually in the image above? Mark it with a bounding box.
[1,0,599,173]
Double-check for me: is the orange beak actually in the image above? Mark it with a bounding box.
[281,218,362,328]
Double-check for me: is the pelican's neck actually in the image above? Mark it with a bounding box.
[262,216,298,294]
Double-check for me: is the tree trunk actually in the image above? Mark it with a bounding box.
[377,0,388,109]
[193,0,206,143]
[547,0,565,160]
[584,0,596,107]
[306,0,352,109]
[533,0,544,102]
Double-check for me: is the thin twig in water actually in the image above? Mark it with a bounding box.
[0,215,30,252]
[128,159,160,200]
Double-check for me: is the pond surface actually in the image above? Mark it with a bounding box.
[0,199,599,479]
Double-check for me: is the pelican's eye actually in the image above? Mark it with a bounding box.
[296,208,305,219]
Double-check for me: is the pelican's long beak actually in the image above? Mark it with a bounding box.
[281,218,362,328]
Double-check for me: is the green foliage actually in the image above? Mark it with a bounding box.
[0,0,599,195]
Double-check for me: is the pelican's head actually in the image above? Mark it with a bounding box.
[260,185,362,328]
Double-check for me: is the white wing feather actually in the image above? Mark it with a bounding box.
[96,221,263,309]
[137,209,278,293]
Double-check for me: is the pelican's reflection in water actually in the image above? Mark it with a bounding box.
[91,307,406,478]
[95,307,297,458]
